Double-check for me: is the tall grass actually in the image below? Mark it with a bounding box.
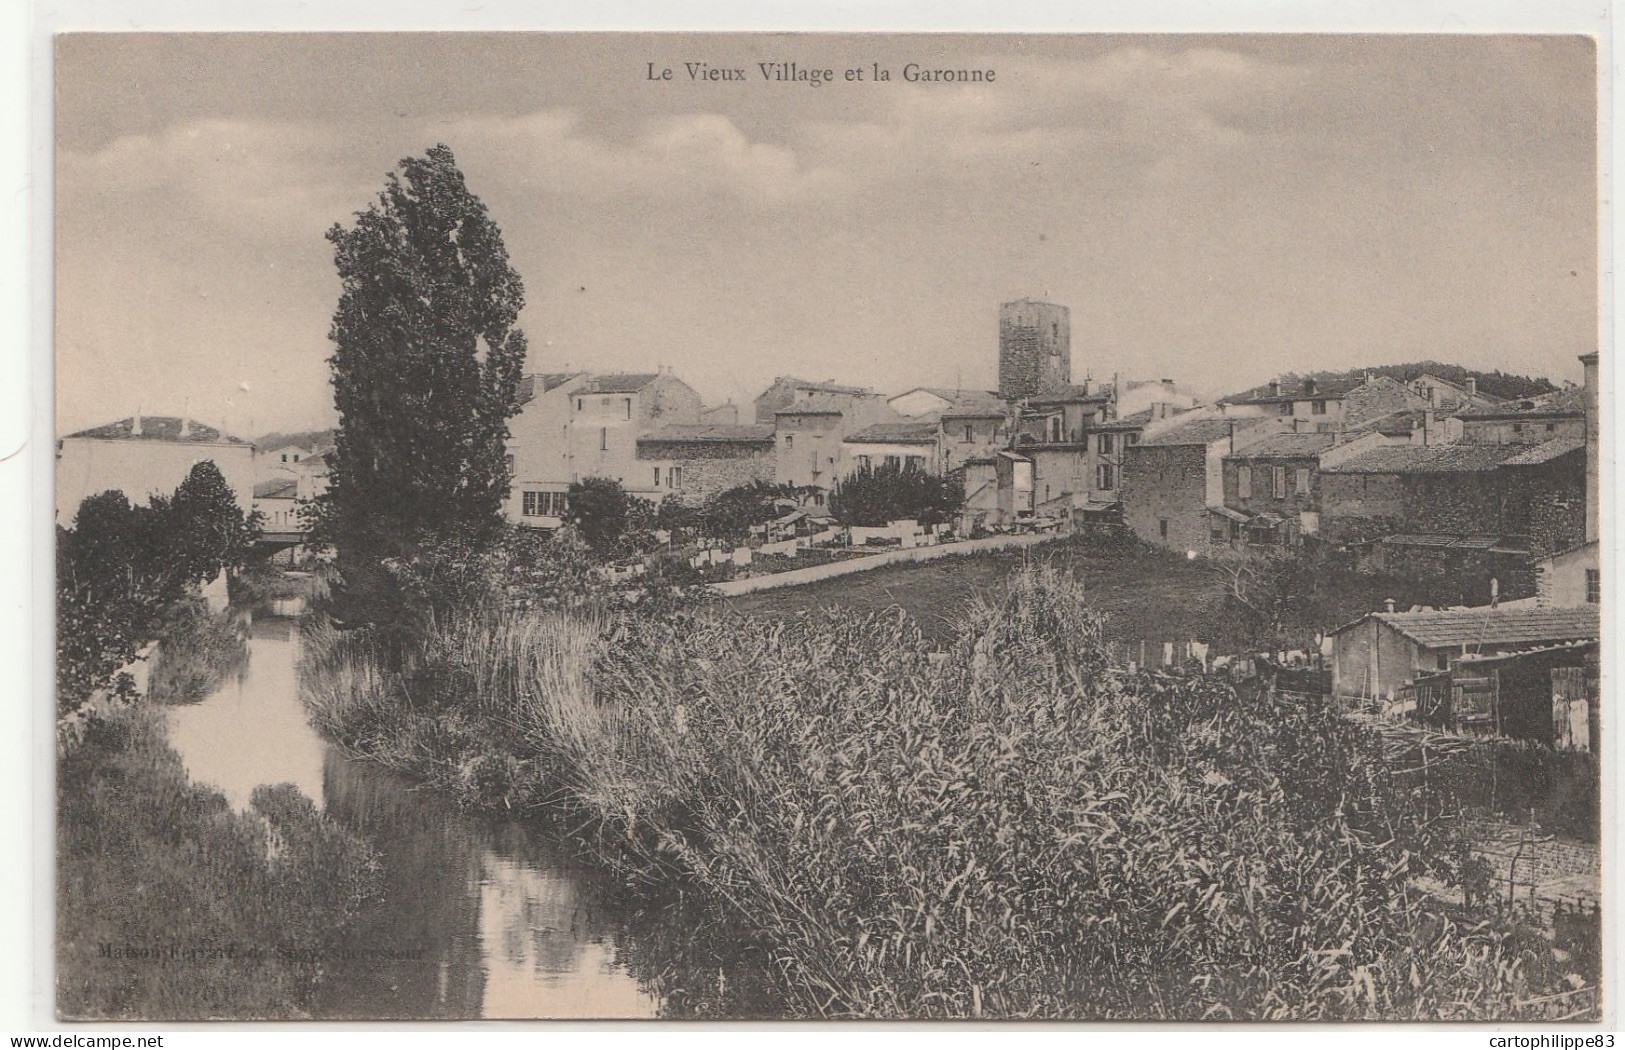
[57,704,381,1019]
[301,566,1590,1020]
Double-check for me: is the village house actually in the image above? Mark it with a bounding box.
[1455,388,1585,446]
[567,371,704,495]
[887,388,1010,472]
[842,422,941,474]
[1328,604,1600,706]
[1218,373,1425,432]
[252,477,301,533]
[1318,439,1585,553]
[56,414,257,524]
[753,376,879,423]
[505,371,588,527]
[773,385,897,496]
[635,424,778,504]
[1218,430,1399,548]
[1119,414,1280,551]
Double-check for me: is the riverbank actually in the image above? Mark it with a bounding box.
[57,701,380,1020]
[300,564,1593,1020]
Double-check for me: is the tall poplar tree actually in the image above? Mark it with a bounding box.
[319,145,528,582]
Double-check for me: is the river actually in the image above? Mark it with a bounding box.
[164,612,668,1020]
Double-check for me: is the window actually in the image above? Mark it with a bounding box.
[1295,468,1311,495]
[576,399,583,411]
[1126,432,1139,446]
[1096,463,1115,490]
[785,435,794,449]
[884,455,901,469]
[280,453,288,463]
[654,467,662,487]
[1049,417,1062,443]
[668,466,682,489]
[1436,652,1450,671]
[1052,322,1059,340]
[522,491,567,518]
[1311,400,1328,415]
[857,455,871,469]
[599,428,608,451]
[1238,465,1252,499]
[1280,403,1293,416]
[1159,519,1169,540]
[1098,433,1115,455]
[624,398,632,419]
[1587,568,1601,604]
[905,455,925,471]
[1273,466,1287,500]
[964,424,975,443]
[293,454,301,463]
[505,454,515,475]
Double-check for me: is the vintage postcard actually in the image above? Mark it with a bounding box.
[50,30,1608,1023]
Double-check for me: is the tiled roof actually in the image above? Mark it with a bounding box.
[1223,432,1337,460]
[1319,443,1527,474]
[1222,375,1367,405]
[1381,533,1527,554]
[1497,435,1585,466]
[776,398,844,416]
[1457,387,1585,418]
[638,424,776,445]
[572,373,661,395]
[253,478,299,500]
[517,372,585,403]
[1353,606,1599,649]
[1029,383,1111,404]
[64,416,250,445]
[1138,418,1244,447]
[845,422,940,444]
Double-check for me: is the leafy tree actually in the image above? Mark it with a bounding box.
[168,460,257,583]
[317,144,529,605]
[56,466,255,714]
[698,480,802,540]
[830,462,964,528]
[567,477,634,553]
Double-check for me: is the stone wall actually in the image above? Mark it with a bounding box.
[1122,443,1211,551]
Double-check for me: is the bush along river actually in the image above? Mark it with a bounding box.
[149,608,767,1020]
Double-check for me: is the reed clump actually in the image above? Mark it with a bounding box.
[301,565,1589,1020]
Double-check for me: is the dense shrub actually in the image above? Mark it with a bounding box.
[57,706,380,1019]
[301,567,1590,1020]
[830,461,963,528]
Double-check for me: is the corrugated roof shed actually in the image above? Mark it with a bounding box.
[1319,443,1526,474]
[1358,606,1599,649]
[65,416,251,445]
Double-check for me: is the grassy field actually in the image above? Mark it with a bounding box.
[722,533,1241,651]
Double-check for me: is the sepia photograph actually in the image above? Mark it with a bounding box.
[50,29,1606,1023]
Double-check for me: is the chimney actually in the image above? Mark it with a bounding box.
[1383,598,1396,613]
[1228,419,1238,453]
[1267,379,1281,398]
[131,413,142,437]
[1304,377,1317,396]
[1465,377,1477,397]
[180,416,192,438]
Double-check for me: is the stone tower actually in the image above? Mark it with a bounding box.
[998,299,1071,400]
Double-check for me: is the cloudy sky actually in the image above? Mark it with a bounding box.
[55,33,1597,437]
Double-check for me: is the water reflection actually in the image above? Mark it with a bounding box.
[164,612,663,1020]
[165,617,326,810]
